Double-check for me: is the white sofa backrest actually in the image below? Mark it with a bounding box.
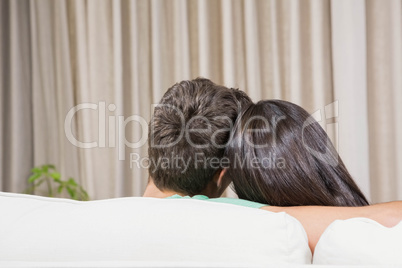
[314,217,402,265]
[0,192,311,266]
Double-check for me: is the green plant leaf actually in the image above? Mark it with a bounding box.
[42,165,49,173]
[31,167,42,173]
[25,164,90,201]
[28,173,41,183]
[57,185,64,193]
[68,178,78,186]
[51,172,61,180]
[81,190,90,201]
[66,186,74,198]
[76,185,90,201]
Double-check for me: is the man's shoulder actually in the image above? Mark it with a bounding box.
[166,194,267,209]
[207,197,267,209]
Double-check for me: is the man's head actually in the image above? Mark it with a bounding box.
[148,78,251,196]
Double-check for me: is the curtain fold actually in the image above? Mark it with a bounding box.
[330,0,371,198]
[1,0,401,202]
[366,0,402,202]
[0,0,33,192]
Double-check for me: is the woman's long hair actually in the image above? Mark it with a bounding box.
[224,100,369,206]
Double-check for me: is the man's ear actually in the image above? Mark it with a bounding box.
[215,169,227,188]
[214,169,231,195]
[202,169,230,198]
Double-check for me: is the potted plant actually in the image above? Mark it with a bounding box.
[25,164,89,201]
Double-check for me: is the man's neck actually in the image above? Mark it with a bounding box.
[143,176,226,198]
[142,179,184,198]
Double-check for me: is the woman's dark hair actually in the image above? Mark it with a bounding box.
[224,100,369,207]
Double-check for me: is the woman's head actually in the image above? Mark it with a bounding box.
[224,100,369,207]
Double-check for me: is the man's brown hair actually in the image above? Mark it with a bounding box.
[148,78,251,196]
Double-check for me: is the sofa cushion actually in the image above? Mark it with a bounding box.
[313,217,402,265]
[0,192,311,265]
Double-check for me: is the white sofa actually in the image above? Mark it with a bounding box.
[0,191,401,267]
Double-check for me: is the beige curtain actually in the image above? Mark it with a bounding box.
[1,0,401,202]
